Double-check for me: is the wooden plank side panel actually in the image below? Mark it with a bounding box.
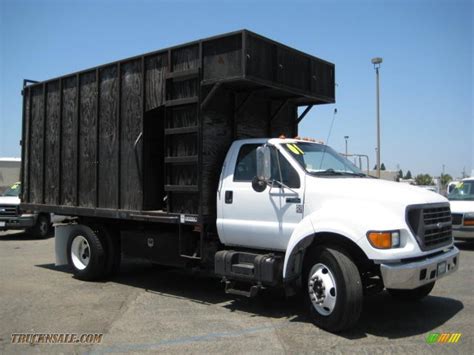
[201,90,234,216]
[61,77,78,206]
[78,71,98,207]
[98,65,119,208]
[171,45,199,72]
[277,47,310,92]
[22,88,31,202]
[29,86,44,204]
[270,102,297,138]
[245,34,274,82]
[120,60,143,210]
[44,81,61,204]
[235,94,269,139]
[145,54,167,111]
[203,34,242,81]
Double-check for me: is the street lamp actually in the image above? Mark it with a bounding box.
[371,57,383,178]
[344,135,349,156]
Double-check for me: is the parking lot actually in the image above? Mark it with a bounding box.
[0,230,472,354]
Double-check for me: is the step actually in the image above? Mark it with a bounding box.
[224,281,261,298]
[231,263,254,276]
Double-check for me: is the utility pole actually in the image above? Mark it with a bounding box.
[372,57,383,178]
[344,136,349,156]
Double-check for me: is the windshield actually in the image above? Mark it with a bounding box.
[448,181,474,201]
[281,142,365,177]
[3,182,21,197]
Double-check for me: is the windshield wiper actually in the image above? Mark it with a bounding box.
[312,169,365,177]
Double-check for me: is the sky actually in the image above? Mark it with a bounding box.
[0,0,472,178]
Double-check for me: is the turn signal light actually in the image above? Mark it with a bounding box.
[367,231,401,249]
[464,219,474,226]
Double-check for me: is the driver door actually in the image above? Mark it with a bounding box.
[219,143,305,251]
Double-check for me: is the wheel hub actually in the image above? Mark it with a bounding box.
[308,263,337,315]
[71,235,90,271]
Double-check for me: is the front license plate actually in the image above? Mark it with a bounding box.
[437,261,447,276]
[0,221,5,227]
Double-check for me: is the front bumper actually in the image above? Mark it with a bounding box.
[380,246,459,289]
[453,227,474,240]
[0,214,36,230]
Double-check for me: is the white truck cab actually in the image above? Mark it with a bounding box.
[215,138,459,330]
[449,178,474,240]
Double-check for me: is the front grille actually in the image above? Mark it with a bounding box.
[407,204,453,251]
[452,213,463,225]
[0,205,18,217]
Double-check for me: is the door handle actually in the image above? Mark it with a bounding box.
[225,191,233,204]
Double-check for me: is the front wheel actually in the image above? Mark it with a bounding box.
[28,214,51,238]
[303,247,363,332]
[387,282,435,301]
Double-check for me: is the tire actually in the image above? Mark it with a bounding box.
[28,214,51,238]
[387,282,435,301]
[67,225,106,281]
[94,225,121,277]
[303,247,363,332]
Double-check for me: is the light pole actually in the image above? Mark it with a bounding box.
[372,57,383,178]
[344,135,349,156]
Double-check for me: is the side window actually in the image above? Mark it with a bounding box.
[233,144,300,188]
[234,144,259,182]
[271,149,301,188]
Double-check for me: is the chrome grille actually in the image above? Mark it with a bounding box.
[407,204,453,251]
[451,213,463,226]
[0,205,18,217]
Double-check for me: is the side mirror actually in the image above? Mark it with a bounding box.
[253,145,272,192]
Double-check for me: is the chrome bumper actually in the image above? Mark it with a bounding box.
[380,247,459,289]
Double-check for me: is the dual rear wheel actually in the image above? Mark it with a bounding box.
[67,224,120,281]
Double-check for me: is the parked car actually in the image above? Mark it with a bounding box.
[449,178,474,241]
[0,182,63,237]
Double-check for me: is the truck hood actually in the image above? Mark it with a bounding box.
[0,196,20,205]
[449,200,474,214]
[305,177,447,211]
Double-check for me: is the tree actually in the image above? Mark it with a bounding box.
[381,163,386,171]
[415,174,434,186]
[404,170,412,179]
[440,174,453,187]
[398,169,404,179]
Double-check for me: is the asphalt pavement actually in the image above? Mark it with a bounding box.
[1,230,473,354]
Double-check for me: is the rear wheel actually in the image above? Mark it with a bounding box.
[94,225,121,277]
[67,225,106,281]
[303,247,363,332]
[387,282,435,301]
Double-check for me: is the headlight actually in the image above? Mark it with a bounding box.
[367,230,401,249]
[464,212,474,226]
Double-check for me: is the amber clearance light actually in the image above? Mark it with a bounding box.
[367,231,401,249]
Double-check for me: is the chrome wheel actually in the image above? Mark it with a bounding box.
[308,263,337,316]
[71,235,90,270]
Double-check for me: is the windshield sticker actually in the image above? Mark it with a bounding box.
[287,144,304,155]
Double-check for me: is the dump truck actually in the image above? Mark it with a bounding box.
[20,30,459,332]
